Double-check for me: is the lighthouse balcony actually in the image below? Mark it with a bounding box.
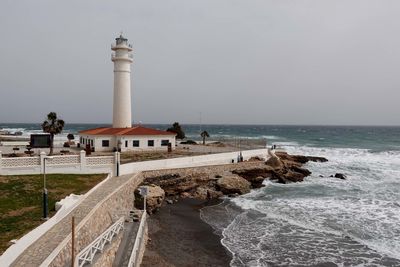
[111,43,133,51]
[111,53,133,62]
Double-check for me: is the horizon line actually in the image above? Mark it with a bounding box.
[1,122,400,127]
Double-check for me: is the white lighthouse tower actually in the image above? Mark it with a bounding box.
[111,34,133,128]
[79,34,176,153]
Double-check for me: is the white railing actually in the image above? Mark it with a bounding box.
[86,156,114,166]
[127,212,147,267]
[0,151,116,175]
[1,156,40,167]
[46,155,80,165]
[74,217,124,267]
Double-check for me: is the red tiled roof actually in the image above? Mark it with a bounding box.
[79,126,176,136]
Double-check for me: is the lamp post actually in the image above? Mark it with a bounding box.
[43,156,53,220]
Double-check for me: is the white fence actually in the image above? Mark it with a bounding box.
[128,212,147,267]
[75,217,125,267]
[120,148,268,175]
[0,150,115,175]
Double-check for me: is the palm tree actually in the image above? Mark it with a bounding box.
[41,112,65,155]
[200,130,210,145]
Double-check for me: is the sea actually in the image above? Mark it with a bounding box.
[1,123,400,266]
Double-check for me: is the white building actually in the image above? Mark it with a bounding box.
[79,34,176,152]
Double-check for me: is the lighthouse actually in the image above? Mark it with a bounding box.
[79,34,176,152]
[111,34,133,128]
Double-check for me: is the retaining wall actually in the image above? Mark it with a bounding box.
[41,173,144,267]
[120,148,267,175]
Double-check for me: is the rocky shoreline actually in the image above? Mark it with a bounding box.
[136,151,329,214]
[137,151,344,266]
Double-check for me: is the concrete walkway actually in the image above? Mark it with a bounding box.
[112,221,140,267]
[10,174,136,267]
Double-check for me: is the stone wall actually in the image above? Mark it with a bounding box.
[120,148,268,174]
[92,231,123,267]
[143,160,266,179]
[44,173,144,267]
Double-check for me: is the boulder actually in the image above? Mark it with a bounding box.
[217,175,251,195]
[193,186,223,200]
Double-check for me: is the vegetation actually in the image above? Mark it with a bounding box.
[0,173,107,254]
[41,112,65,155]
[67,133,75,142]
[167,122,185,139]
[180,140,197,145]
[200,130,210,145]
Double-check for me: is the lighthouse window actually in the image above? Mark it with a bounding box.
[148,140,154,147]
[161,140,169,146]
[102,140,109,147]
[132,140,140,147]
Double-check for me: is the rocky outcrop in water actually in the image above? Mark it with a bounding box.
[330,173,347,180]
[139,151,328,210]
[216,175,251,195]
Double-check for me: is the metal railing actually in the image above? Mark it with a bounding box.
[127,212,147,267]
[74,217,124,267]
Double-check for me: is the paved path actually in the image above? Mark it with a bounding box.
[112,221,140,267]
[11,174,136,267]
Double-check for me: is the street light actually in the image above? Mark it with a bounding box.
[43,156,54,220]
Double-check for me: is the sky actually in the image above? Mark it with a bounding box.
[0,0,399,125]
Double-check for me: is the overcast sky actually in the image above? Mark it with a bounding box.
[0,0,399,125]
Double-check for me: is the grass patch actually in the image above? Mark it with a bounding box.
[0,173,107,254]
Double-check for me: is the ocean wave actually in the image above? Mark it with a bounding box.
[203,143,400,266]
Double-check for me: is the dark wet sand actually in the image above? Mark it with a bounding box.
[141,198,232,267]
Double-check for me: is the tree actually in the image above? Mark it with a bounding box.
[167,122,185,139]
[200,130,210,145]
[67,133,75,142]
[41,112,65,155]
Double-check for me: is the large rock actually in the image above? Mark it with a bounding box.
[135,185,165,214]
[232,168,271,188]
[216,175,251,195]
[265,149,284,169]
[193,186,223,200]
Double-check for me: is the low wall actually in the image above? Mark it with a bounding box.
[120,148,268,175]
[41,173,144,267]
[0,150,115,175]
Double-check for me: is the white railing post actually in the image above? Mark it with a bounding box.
[40,151,46,174]
[80,150,86,172]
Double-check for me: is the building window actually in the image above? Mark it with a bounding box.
[90,140,94,147]
[102,140,109,147]
[148,140,154,147]
[132,140,139,147]
[161,140,169,146]
[125,140,128,147]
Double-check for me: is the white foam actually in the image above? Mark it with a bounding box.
[216,144,400,266]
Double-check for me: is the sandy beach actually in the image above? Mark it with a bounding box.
[141,198,232,267]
